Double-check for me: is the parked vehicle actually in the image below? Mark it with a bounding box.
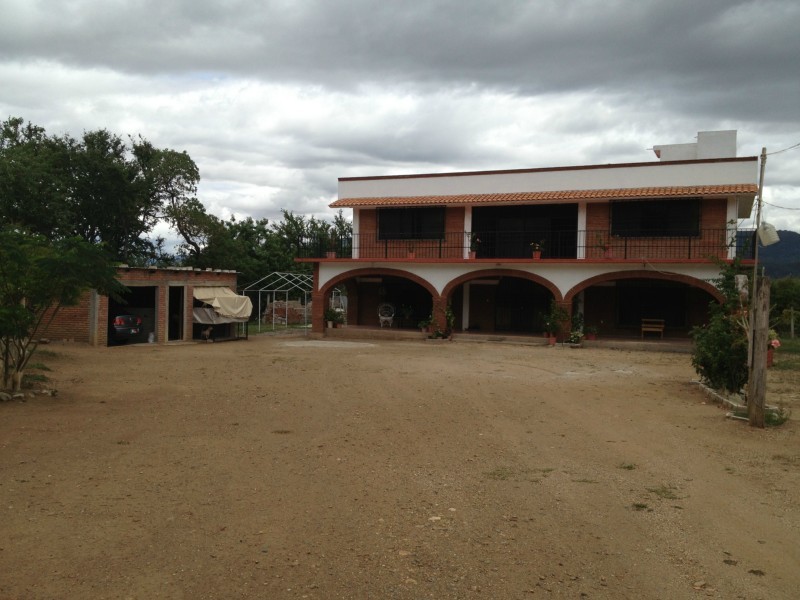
[109,314,142,344]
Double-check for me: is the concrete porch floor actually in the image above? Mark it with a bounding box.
[324,325,693,353]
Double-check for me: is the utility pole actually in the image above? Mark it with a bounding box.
[747,148,768,428]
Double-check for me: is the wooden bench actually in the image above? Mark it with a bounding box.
[641,318,665,339]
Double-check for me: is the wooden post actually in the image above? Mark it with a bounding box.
[747,276,770,428]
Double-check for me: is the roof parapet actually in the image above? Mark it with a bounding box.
[653,130,737,161]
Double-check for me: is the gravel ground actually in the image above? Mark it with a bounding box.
[1,334,798,599]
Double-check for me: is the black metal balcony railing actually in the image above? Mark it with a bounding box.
[299,229,756,261]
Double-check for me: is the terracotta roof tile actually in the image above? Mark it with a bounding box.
[330,184,758,208]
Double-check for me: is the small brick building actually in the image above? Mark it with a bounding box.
[44,266,246,346]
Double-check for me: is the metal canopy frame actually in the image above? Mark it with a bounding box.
[241,272,314,330]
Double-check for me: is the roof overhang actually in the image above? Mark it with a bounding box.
[330,184,758,215]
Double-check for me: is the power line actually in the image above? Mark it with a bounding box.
[767,142,800,156]
[763,200,800,211]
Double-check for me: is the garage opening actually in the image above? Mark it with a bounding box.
[168,286,184,341]
[108,286,157,345]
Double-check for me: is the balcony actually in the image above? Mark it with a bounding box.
[299,229,756,261]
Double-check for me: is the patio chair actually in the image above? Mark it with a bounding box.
[378,303,395,328]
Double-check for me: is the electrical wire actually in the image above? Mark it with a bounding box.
[763,200,800,211]
[766,142,800,156]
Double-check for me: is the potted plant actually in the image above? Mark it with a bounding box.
[595,234,612,259]
[326,233,338,258]
[567,330,584,347]
[768,329,781,368]
[324,307,342,328]
[400,304,414,327]
[469,233,480,259]
[584,324,599,340]
[530,240,544,259]
[418,316,432,333]
[543,300,569,344]
[407,243,416,259]
[445,304,456,339]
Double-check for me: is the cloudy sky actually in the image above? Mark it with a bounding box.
[2,0,799,235]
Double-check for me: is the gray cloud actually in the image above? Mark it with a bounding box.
[1,0,798,231]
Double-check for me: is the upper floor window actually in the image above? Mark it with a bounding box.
[611,198,701,237]
[378,207,445,240]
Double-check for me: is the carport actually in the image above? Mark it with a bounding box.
[192,286,253,341]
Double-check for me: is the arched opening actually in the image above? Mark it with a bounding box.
[572,275,719,338]
[320,271,436,330]
[446,272,560,335]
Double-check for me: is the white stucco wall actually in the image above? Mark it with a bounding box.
[338,159,758,200]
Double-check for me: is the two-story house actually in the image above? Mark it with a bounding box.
[302,131,757,340]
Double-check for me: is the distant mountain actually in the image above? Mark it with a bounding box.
[759,230,800,279]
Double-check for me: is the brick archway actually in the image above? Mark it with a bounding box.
[441,269,561,303]
[441,269,563,335]
[315,268,440,333]
[564,270,723,305]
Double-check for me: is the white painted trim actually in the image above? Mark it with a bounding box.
[339,160,758,199]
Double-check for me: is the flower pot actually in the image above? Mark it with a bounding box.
[327,321,334,329]
[469,251,477,259]
[767,347,774,368]
[547,335,557,346]
[325,251,336,258]
[585,333,597,341]
[407,251,416,259]
[532,250,542,259]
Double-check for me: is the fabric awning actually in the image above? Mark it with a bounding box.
[193,286,253,321]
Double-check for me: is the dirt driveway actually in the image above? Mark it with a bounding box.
[1,334,798,599]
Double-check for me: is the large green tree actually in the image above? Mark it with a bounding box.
[0,118,73,239]
[2,117,354,284]
[771,276,800,334]
[0,227,124,391]
[1,117,201,265]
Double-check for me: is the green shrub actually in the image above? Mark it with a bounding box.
[691,312,748,392]
[691,260,749,393]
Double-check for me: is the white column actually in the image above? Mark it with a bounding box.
[577,202,587,259]
[464,206,473,259]
[352,209,360,259]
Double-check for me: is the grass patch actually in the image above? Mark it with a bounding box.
[22,373,48,386]
[772,337,800,370]
[632,503,649,511]
[27,362,52,371]
[772,454,799,466]
[618,462,637,470]
[572,478,599,484]
[730,409,790,427]
[646,484,680,500]
[486,467,516,481]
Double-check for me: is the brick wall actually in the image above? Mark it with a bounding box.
[356,207,466,259]
[39,267,240,346]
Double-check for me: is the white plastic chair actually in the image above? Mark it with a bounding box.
[378,303,395,328]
